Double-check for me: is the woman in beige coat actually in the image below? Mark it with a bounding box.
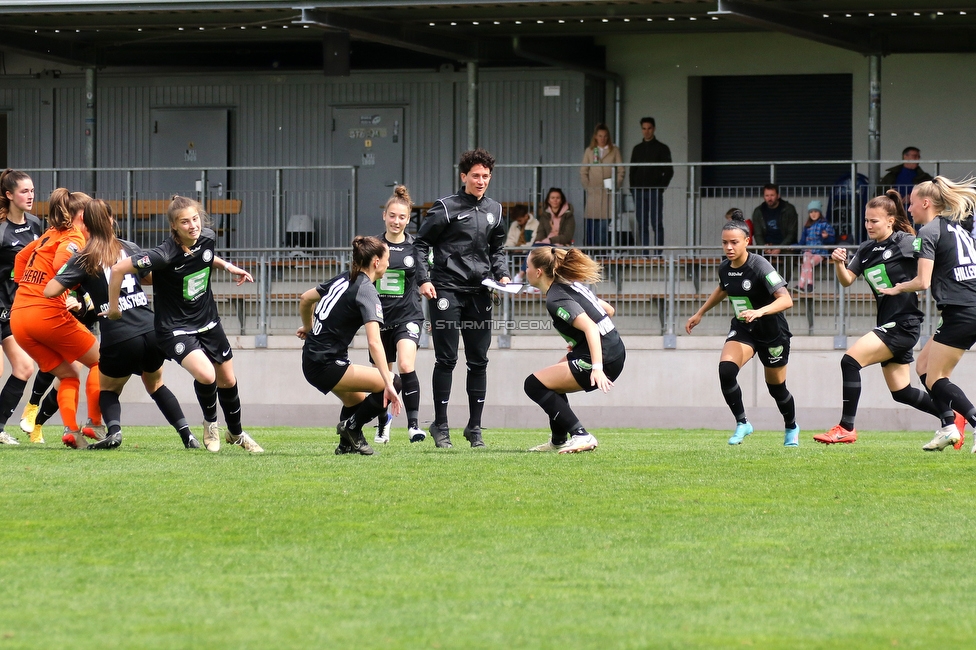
[579,123,625,247]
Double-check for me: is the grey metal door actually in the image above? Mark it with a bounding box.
[331,107,404,235]
[150,108,228,200]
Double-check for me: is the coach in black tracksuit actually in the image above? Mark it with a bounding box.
[415,148,510,449]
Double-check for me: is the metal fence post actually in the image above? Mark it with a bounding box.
[125,169,134,241]
[255,252,269,348]
[686,165,696,247]
[350,166,358,237]
[834,274,847,350]
[664,252,677,349]
[274,168,283,248]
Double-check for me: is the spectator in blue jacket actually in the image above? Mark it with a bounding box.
[797,200,835,292]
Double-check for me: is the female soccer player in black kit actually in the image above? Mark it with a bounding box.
[298,236,402,456]
[370,185,426,445]
[522,247,625,453]
[686,215,799,446]
[879,176,976,452]
[815,190,965,448]
[45,199,200,450]
[0,169,45,445]
[107,195,263,453]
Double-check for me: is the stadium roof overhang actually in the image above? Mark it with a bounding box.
[1,1,975,71]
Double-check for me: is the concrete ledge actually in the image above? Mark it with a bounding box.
[14,335,970,433]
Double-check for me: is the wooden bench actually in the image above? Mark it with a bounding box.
[33,198,241,245]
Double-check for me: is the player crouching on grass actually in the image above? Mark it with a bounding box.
[523,246,625,453]
[298,236,402,456]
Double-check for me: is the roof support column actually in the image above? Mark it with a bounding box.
[868,54,881,191]
[467,61,478,151]
[85,66,97,193]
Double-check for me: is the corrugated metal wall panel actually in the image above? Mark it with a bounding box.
[6,68,586,244]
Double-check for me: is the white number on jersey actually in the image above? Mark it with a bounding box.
[311,277,349,336]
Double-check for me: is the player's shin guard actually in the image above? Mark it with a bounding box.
[30,372,55,406]
[930,378,976,429]
[217,384,243,437]
[840,354,861,430]
[57,377,81,431]
[0,375,27,427]
[523,374,582,434]
[345,376,401,432]
[85,364,102,425]
[400,370,421,428]
[36,386,60,425]
[99,390,123,436]
[150,385,192,441]
[767,381,797,430]
[193,380,219,423]
[718,361,746,423]
[919,373,956,427]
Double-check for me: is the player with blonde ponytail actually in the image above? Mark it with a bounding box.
[523,246,625,453]
[880,176,976,452]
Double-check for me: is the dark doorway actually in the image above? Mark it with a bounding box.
[701,74,852,186]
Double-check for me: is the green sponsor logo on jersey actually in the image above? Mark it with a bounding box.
[576,358,593,370]
[729,296,753,319]
[765,270,783,287]
[183,267,210,301]
[863,263,893,293]
[376,269,406,296]
[556,306,572,322]
[913,237,922,252]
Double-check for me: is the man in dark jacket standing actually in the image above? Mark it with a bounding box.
[881,146,933,204]
[415,148,510,449]
[629,117,674,255]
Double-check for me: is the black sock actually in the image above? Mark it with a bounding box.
[217,384,243,436]
[193,380,219,423]
[466,368,487,429]
[548,392,571,445]
[99,391,123,436]
[30,372,56,405]
[839,354,861,431]
[347,392,387,432]
[376,406,390,428]
[919,373,955,427]
[36,387,60,425]
[0,375,27,428]
[930,378,976,428]
[524,374,582,434]
[401,370,421,429]
[150,385,192,443]
[432,365,453,425]
[890,385,952,426]
[767,381,797,430]
[718,361,747,424]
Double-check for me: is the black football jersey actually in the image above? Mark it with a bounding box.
[546,281,625,362]
[718,253,791,345]
[376,233,424,326]
[304,271,384,363]
[916,216,976,308]
[847,230,922,325]
[133,228,219,334]
[55,240,155,344]
[0,214,43,312]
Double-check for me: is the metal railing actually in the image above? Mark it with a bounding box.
[202,245,935,343]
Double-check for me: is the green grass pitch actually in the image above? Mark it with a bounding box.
[2,427,975,649]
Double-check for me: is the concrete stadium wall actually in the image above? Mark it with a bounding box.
[25,334,974,436]
[604,32,976,177]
